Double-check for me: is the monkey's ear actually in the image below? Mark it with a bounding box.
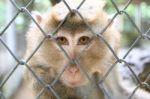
[31,11,43,23]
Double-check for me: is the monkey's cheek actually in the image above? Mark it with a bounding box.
[61,72,87,88]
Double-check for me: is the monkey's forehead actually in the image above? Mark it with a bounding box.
[51,0,105,23]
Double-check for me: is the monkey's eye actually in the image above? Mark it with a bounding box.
[78,36,91,45]
[56,36,69,45]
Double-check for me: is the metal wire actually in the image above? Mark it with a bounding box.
[0,0,150,99]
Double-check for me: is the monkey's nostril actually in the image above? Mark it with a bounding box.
[68,65,79,74]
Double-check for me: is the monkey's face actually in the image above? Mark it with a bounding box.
[38,28,107,88]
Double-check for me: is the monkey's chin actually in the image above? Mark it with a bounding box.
[61,76,88,88]
[62,79,86,88]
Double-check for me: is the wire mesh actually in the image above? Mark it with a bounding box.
[0,0,150,99]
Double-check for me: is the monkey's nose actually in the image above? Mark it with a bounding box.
[68,64,79,74]
[69,53,76,60]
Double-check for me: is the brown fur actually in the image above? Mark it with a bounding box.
[13,0,121,99]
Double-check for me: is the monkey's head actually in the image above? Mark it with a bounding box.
[26,0,120,88]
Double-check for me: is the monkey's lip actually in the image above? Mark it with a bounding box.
[64,76,82,87]
[62,71,86,88]
[63,78,83,88]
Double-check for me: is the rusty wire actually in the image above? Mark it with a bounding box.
[0,0,150,99]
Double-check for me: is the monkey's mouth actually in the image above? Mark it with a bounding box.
[61,66,87,88]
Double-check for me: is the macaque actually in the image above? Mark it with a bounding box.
[10,0,150,99]
[24,0,120,99]
[12,0,150,99]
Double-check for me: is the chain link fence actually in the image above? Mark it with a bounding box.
[0,0,150,99]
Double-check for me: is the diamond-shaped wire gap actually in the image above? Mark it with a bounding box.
[109,10,143,57]
[0,8,29,60]
[19,7,50,62]
[118,11,145,59]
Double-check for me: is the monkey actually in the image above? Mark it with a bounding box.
[23,0,120,99]
[10,0,150,99]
